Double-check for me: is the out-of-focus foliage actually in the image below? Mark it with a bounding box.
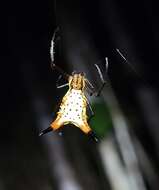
[90,102,113,138]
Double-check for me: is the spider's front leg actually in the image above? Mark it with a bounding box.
[50,27,70,80]
[56,75,69,89]
[85,57,108,97]
[94,57,108,97]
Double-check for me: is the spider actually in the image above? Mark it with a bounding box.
[39,28,108,142]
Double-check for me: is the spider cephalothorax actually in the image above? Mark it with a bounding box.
[69,73,86,90]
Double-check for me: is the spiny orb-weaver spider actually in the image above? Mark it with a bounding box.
[39,28,108,142]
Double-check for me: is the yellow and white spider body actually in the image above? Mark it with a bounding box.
[50,73,92,134]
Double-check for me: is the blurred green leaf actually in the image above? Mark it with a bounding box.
[90,101,113,139]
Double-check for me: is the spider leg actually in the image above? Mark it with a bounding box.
[56,75,69,89]
[116,48,150,87]
[51,63,70,80]
[94,57,108,97]
[85,79,96,96]
[50,27,59,63]
[50,28,70,80]
[85,58,108,97]
[87,99,95,122]
[57,83,69,89]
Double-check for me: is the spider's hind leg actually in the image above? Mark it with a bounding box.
[87,100,95,122]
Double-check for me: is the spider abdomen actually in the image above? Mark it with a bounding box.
[59,89,87,126]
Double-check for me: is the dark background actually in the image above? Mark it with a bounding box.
[1,0,159,189]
